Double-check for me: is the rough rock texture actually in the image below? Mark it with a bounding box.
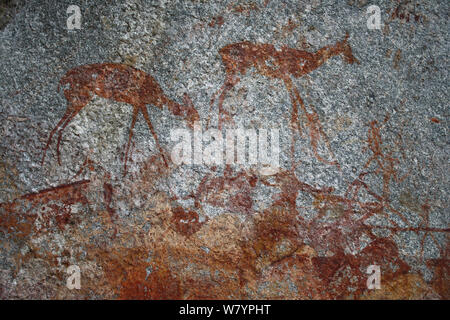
[0,0,448,299]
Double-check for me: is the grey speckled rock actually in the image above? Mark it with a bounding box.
[0,0,448,299]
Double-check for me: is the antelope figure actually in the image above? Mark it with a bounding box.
[41,63,199,173]
[210,33,359,167]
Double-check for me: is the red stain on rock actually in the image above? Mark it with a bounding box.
[208,15,224,28]
[230,2,259,16]
[4,112,448,299]
[171,206,208,237]
[312,238,410,298]
[192,166,258,215]
[426,243,449,298]
[119,263,182,300]
[280,18,298,36]
[0,180,90,237]
[430,117,440,123]
[390,1,425,24]
[103,181,118,237]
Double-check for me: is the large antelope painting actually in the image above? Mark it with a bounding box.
[41,63,199,172]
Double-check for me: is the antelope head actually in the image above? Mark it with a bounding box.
[182,93,199,128]
[167,93,199,129]
[339,33,360,65]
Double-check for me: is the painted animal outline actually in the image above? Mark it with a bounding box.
[209,33,359,167]
[41,63,199,173]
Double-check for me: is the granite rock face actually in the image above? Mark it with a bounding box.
[0,0,448,299]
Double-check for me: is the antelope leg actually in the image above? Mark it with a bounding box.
[41,109,73,165]
[123,106,139,175]
[140,105,169,167]
[55,108,83,165]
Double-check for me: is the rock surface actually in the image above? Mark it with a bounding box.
[0,0,448,299]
